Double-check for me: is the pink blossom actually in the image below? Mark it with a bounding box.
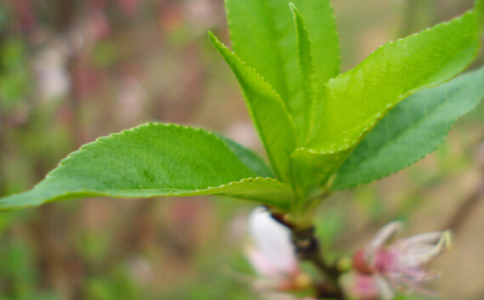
[351,222,451,300]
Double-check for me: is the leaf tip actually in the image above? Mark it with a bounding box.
[207,30,215,40]
[289,2,304,23]
[208,31,223,48]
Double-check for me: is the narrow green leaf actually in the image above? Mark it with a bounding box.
[294,0,484,191]
[209,33,297,184]
[333,66,484,190]
[311,0,483,148]
[225,0,340,139]
[290,3,317,144]
[0,124,295,210]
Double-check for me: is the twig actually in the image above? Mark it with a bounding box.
[291,227,345,299]
[272,211,345,299]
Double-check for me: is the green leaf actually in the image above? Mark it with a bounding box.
[209,33,297,184]
[310,0,483,148]
[332,66,484,190]
[215,134,273,178]
[225,0,340,139]
[295,0,484,191]
[0,124,295,210]
[290,3,317,144]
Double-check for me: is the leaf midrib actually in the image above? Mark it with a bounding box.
[33,176,295,209]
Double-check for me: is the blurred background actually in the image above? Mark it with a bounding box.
[0,0,483,299]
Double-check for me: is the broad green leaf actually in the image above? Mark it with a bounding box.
[332,66,484,190]
[209,33,297,184]
[294,0,484,191]
[310,0,483,147]
[216,134,273,178]
[0,124,295,210]
[225,0,340,139]
[290,3,317,144]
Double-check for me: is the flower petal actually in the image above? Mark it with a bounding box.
[397,231,451,266]
[402,231,445,246]
[246,246,280,277]
[366,222,402,264]
[248,207,298,276]
[374,274,395,300]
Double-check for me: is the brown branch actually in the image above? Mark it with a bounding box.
[291,227,345,299]
[271,212,345,299]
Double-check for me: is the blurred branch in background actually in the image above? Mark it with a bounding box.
[399,0,436,37]
[445,139,484,232]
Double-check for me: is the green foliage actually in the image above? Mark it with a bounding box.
[215,134,273,178]
[310,1,483,148]
[225,0,339,139]
[209,33,297,183]
[1,0,483,218]
[292,0,484,190]
[333,66,484,190]
[290,3,318,144]
[0,124,294,210]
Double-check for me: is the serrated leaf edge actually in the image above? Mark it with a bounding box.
[44,122,251,179]
[290,3,319,145]
[3,176,294,211]
[224,0,291,103]
[326,5,481,90]
[209,32,298,182]
[332,75,484,190]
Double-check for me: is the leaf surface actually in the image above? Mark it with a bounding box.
[0,124,295,210]
[225,0,340,139]
[290,3,317,143]
[210,33,297,183]
[216,134,273,178]
[333,66,484,190]
[311,0,484,148]
[295,1,484,191]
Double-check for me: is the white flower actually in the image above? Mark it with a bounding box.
[247,207,299,280]
[245,207,311,295]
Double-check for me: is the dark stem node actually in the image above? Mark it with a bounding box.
[270,212,346,299]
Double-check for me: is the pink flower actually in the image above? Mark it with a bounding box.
[352,222,451,300]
